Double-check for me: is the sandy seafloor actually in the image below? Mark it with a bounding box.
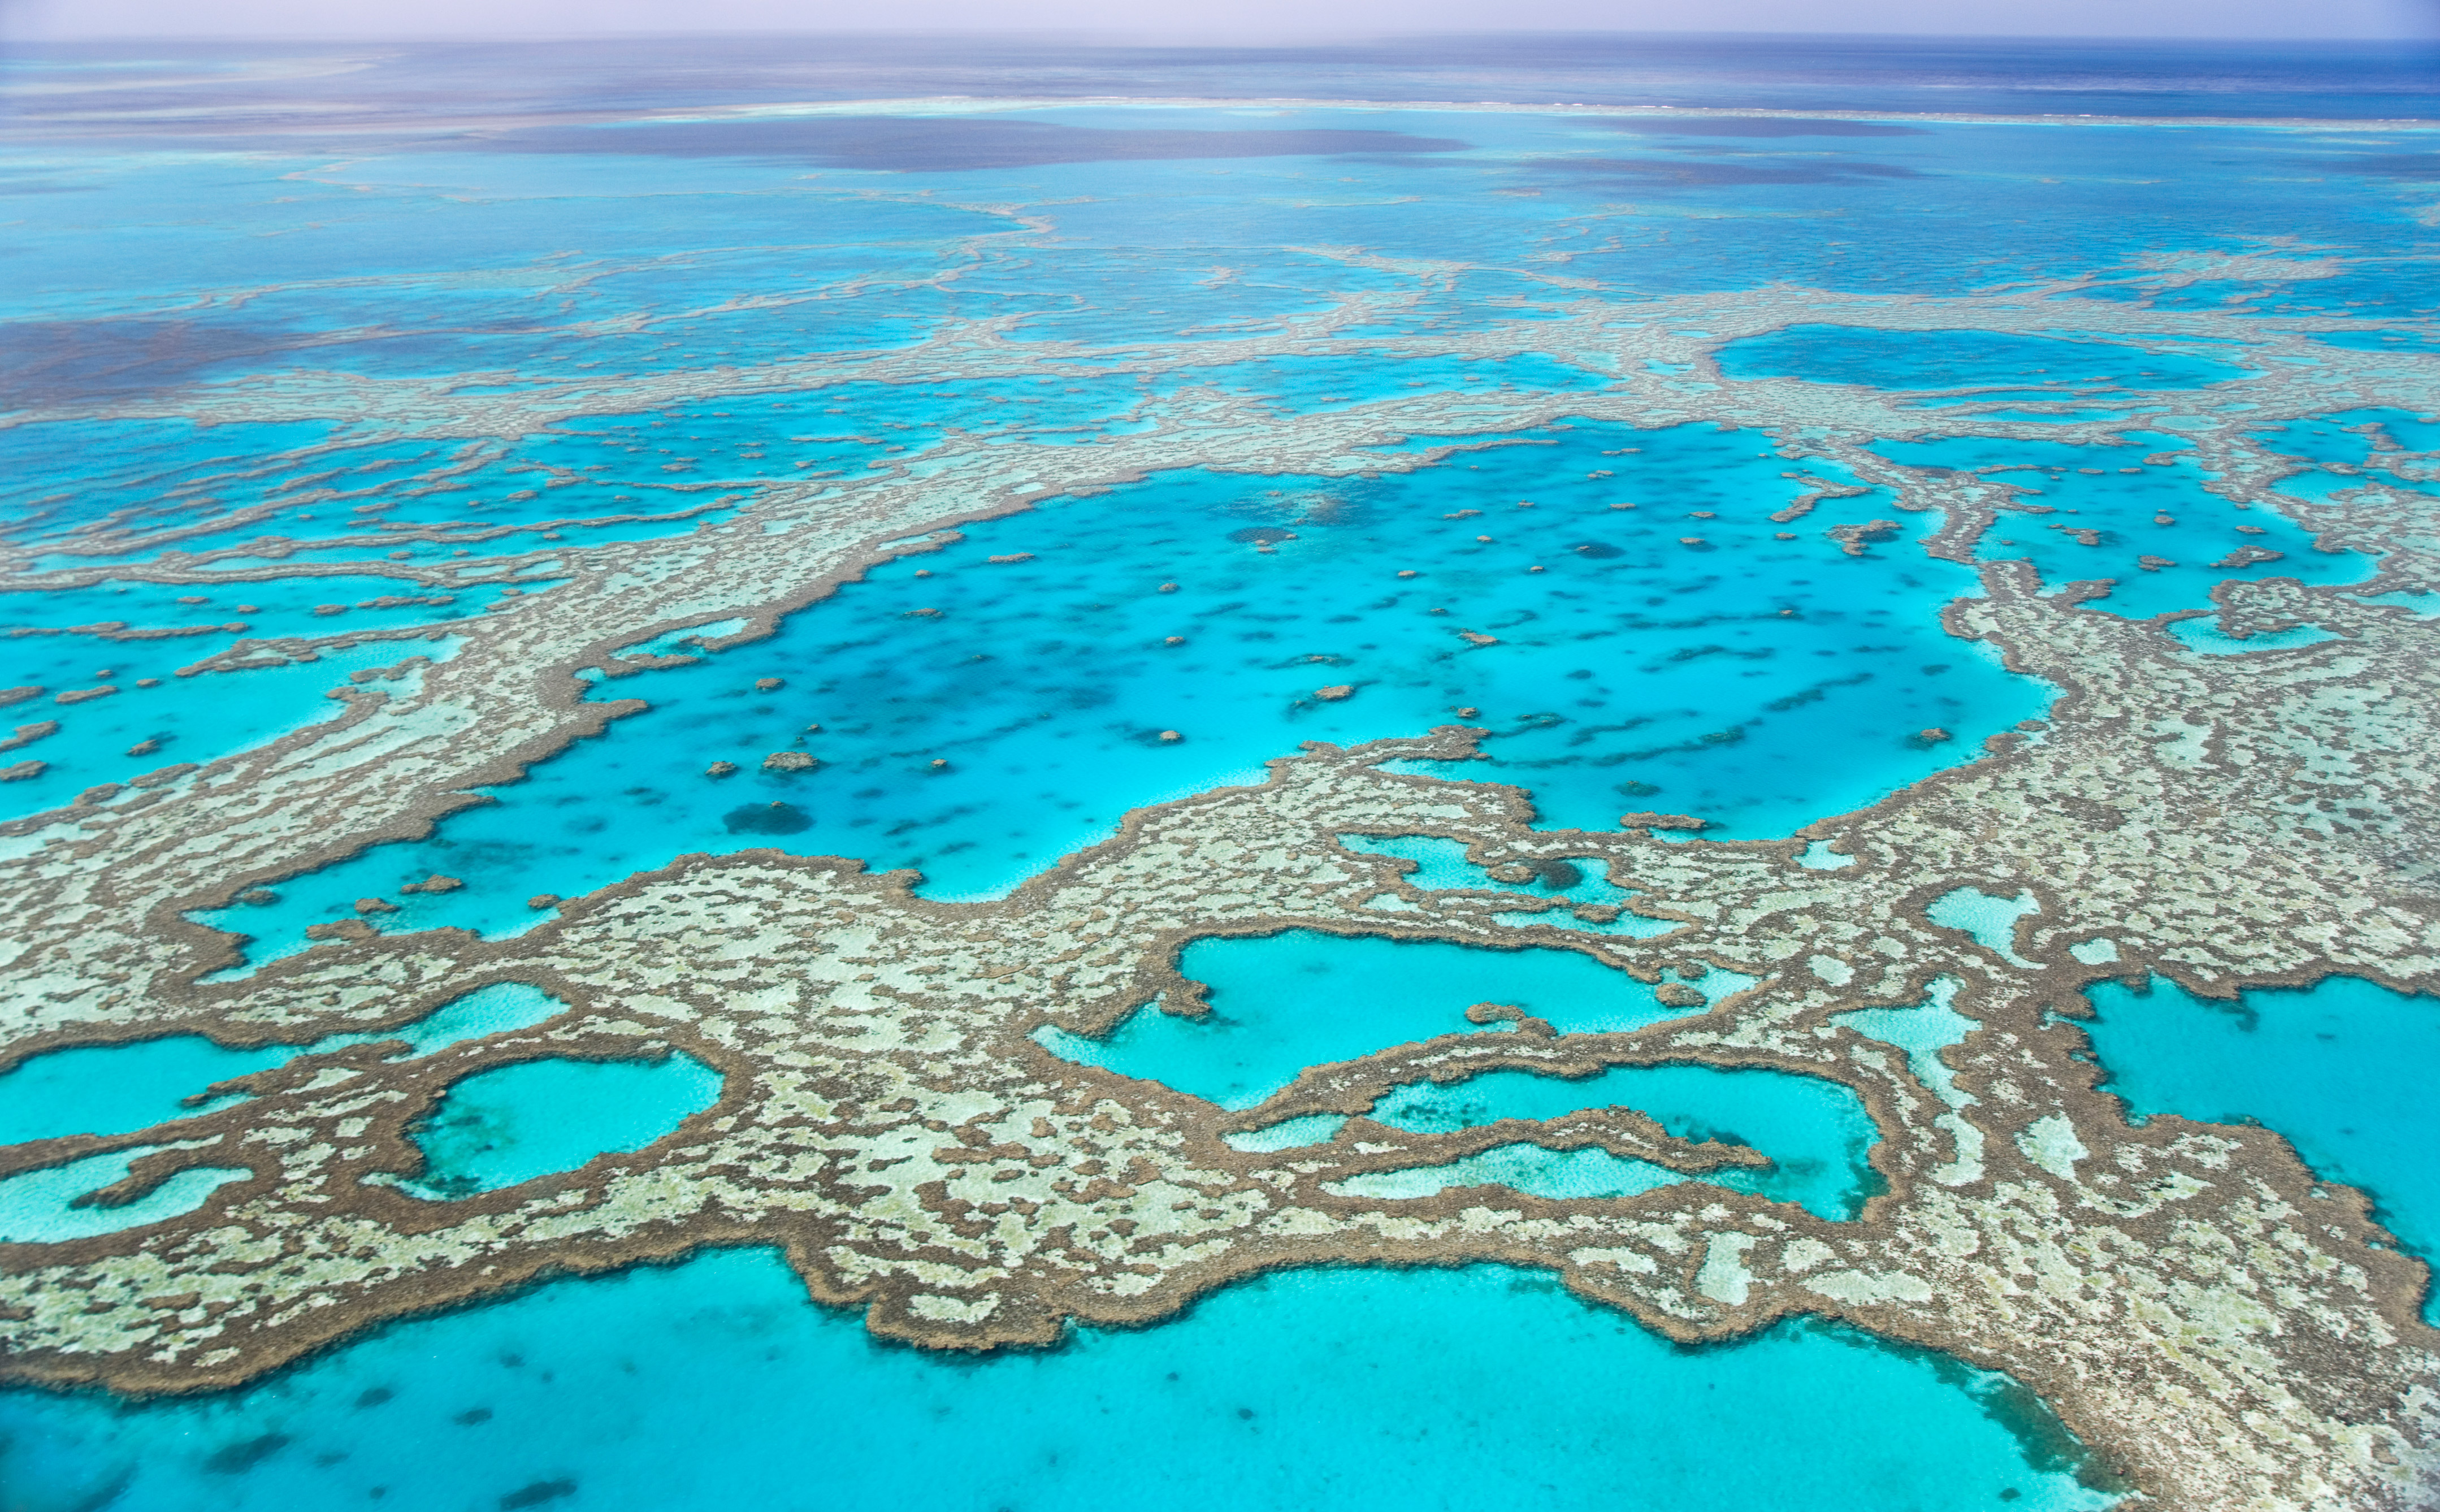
[3,33,2440,1512]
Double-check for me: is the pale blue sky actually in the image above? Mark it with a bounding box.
[6,0,2434,39]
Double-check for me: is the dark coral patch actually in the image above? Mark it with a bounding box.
[725,802,812,835]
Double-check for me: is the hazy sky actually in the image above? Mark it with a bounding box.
[7,0,2436,40]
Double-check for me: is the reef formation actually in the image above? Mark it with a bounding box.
[3,258,2439,1512]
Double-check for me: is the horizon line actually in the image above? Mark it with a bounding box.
[9,27,2439,45]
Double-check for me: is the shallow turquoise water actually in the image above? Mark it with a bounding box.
[0,982,571,1149]
[195,418,2051,963]
[0,1036,292,1147]
[2355,590,2440,619]
[1,418,346,543]
[0,639,453,821]
[0,1251,2121,1512]
[1338,836,1680,937]
[1834,982,1979,1108]
[2083,974,2440,1322]
[340,982,574,1059]
[1927,887,2040,966]
[1865,435,2379,620]
[0,573,532,651]
[0,984,579,1239]
[1328,1142,1701,1203]
[2250,409,2416,467]
[1038,930,1728,1109]
[0,1149,250,1244]
[385,1052,723,1199]
[1366,1062,1880,1220]
[1341,834,1635,902]
[1718,326,2251,398]
[2167,617,2343,655]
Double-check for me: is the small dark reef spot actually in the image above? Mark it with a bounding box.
[1528,859,1584,890]
[203,1433,292,1474]
[724,802,812,835]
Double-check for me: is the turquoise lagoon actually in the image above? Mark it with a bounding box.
[0,1035,297,1148]
[10,29,2437,1512]
[1865,435,2381,621]
[0,981,573,1146]
[0,1151,252,1245]
[380,1052,723,1199]
[0,639,458,822]
[1363,1063,1879,1220]
[1035,930,1736,1108]
[2083,974,2440,1321]
[1039,929,1870,1218]
[198,418,2051,963]
[0,1042,713,1249]
[1717,326,2253,401]
[0,982,648,1231]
